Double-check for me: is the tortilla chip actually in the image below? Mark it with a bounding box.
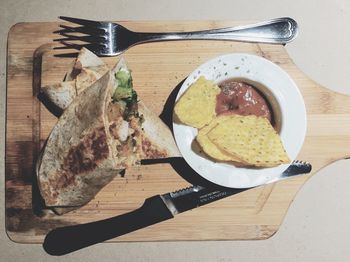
[174,76,220,128]
[208,115,290,167]
[197,117,242,162]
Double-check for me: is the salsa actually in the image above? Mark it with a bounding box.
[216,80,272,123]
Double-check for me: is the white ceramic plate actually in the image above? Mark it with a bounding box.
[173,53,307,188]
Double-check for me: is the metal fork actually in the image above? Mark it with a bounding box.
[56,16,298,56]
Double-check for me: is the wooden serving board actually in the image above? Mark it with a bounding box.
[6,21,350,244]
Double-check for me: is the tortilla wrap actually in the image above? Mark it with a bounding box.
[42,48,109,109]
[38,71,142,208]
[41,81,76,110]
[41,48,180,159]
[138,101,180,159]
[65,47,108,82]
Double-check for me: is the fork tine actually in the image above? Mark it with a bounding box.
[54,41,103,52]
[53,41,87,50]
[54,33,106,43]
[55,25,106,35]
[59,16,104,27]
[54,44,80,50]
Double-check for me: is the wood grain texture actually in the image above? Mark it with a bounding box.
[6,21,350,243]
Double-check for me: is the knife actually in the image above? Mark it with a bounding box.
[43,160,311,256]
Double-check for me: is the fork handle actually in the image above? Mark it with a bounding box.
[135,17,298,45]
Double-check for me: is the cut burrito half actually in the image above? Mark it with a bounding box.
[38,71,144,209]
[38,50,180,214]
[41,48,180,159]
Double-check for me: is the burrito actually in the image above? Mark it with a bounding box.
[42,48,179,159]
[38,69,145,208]
[38,49,180,213]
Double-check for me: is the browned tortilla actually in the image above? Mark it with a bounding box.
[38,50,180,214]
[138,101,180,159]
[37,72,141,207]
[41,48,180,160]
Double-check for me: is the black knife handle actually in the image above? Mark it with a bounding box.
[43,196,173,256]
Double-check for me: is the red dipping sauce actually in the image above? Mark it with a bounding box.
[216,80,272,123]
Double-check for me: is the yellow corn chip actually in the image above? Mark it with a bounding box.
[197,117,243,163]
[208,115,290,167]
[174,76,220,128]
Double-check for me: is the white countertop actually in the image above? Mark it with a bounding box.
[1,0,350,261]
